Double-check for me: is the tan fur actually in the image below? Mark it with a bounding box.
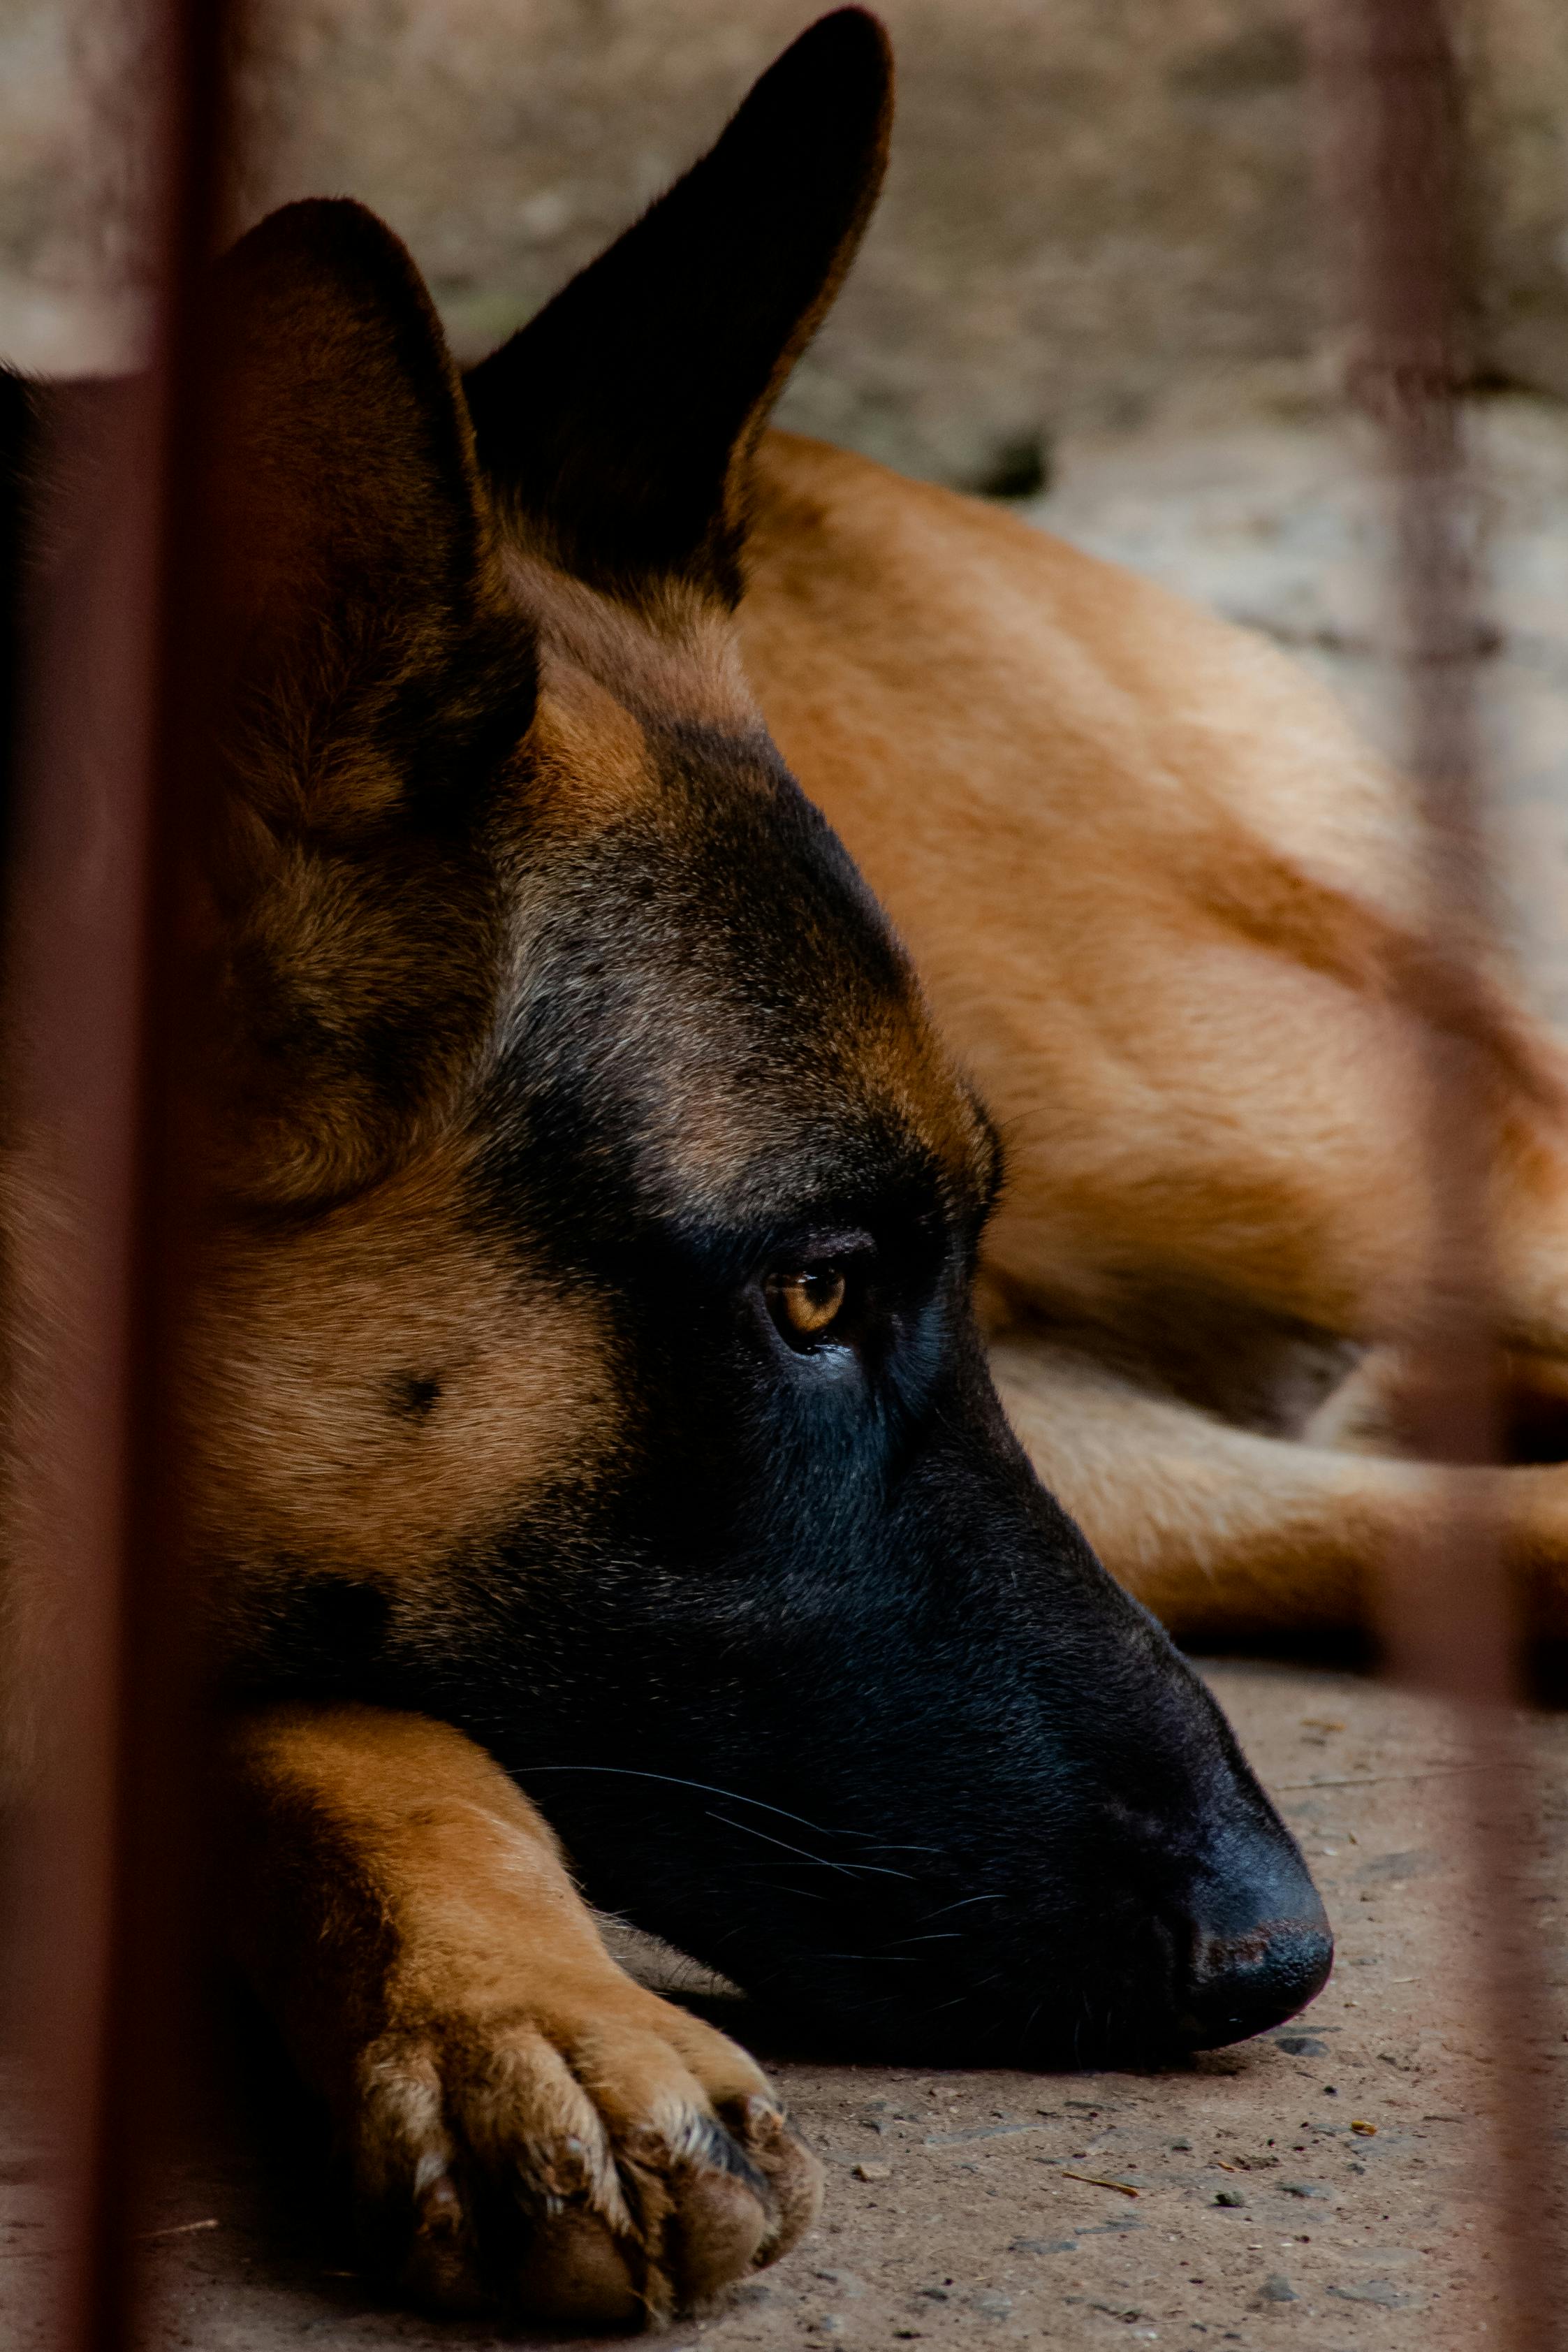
[188,1142,620,1617]
[0,1147,80,1804]
[739,429,1568,1637]
[504,548,760,747]
[224,1705,820,2323]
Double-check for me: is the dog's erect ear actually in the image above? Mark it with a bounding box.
[200,202,537,1205]
[217,198,481,652]
[463,7,893,606]
[211,198,534,785]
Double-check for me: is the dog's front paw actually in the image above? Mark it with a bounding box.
[349,1971,821,2327]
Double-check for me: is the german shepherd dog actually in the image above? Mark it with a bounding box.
[17,1,1568,2329]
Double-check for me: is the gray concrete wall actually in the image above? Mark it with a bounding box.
[2,0,1567,483]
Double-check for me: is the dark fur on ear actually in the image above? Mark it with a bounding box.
[210,198,536,805]
[198,201,538,1205]
[463,7,893,606]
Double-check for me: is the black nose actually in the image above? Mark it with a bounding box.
[1173,1843,1334,2050]
[1178,1917,1334,2049]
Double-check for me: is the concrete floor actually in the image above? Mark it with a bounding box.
[6,1660,1567,2349]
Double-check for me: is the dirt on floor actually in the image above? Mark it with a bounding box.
[5,1657,1567,2351]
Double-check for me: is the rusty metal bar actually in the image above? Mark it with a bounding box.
[1312,2,1560,2341]
[13,1,240,2346]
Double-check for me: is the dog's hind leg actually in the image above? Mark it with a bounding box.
[990,1332,1568,1644]
[222,1704,821,2325]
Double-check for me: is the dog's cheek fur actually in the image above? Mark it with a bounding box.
[190,1143,624,1673]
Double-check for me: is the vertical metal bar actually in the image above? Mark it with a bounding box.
[13,0,239,2344]
[1312,3,1560,2342]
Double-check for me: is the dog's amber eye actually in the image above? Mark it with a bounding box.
[766,1266,847,1344]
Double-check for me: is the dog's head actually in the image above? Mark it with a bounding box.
[190,8,1328,2064]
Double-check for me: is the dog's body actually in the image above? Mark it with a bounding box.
[740,428,1568,1642]
[7,3,1568,2331]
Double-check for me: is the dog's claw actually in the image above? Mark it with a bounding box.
[661,2151,774,2304]
[731,2096,823,2264]
[399,2169,484,2316]
[513,2206,644,2327]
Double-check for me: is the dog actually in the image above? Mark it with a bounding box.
[22,0,1568,2327]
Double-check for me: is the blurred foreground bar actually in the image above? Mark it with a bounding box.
[13,1,240,2346]
[1315,0,1561,2340]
